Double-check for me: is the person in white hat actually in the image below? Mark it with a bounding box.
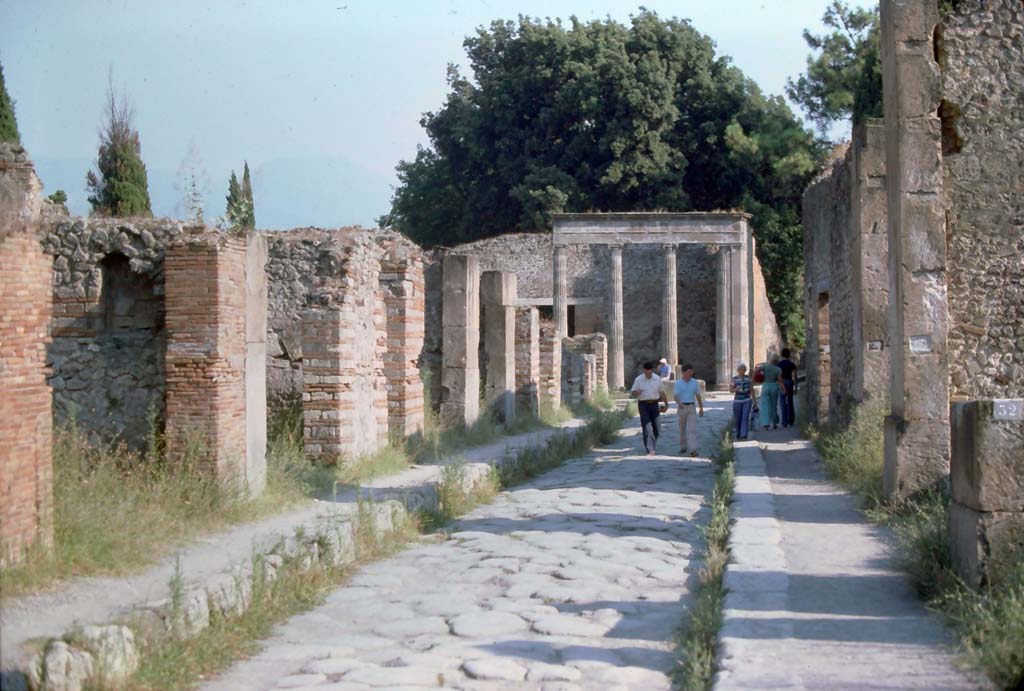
[657,357,672,380]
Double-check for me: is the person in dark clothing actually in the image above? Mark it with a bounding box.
[778,348,798,427]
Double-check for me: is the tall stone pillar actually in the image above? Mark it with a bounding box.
[715,247,732,387]
[880,0,949,499]
[553,244,569,339]
[244,235,268,496]
[608,244,625,390]
[481,271,517,424]
[514,307,541,415]
[441,254,480,427]
[539,319,562,410]
[166,234,266,495]
[0,144,53,565]
[729,241,749,371]
[662,244,678,365]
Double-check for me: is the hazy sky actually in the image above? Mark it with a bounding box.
[1,0,873,227]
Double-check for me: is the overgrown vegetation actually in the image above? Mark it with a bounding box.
[672,432,735,690]
[130,504,417,690]
[810,402,1024,690]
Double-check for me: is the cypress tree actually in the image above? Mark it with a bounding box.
[0,62,21,144]
[241,161,256,228]
[225,170,242,226]
[85,81,152,216]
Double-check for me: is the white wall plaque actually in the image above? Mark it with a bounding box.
[993,399,1023,421]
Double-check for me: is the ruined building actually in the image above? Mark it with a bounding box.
[802,0,1023,586]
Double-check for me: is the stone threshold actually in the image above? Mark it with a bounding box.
[0,414,594,690]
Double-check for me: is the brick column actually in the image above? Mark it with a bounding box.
[441,254,480,427]
[514,307,540,415]
[381,256,426,438]
[0,147,52,564]
[880,0,949,498]
[166,235,266,494]
[539,319,562,410]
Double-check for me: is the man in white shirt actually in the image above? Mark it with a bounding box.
[630,361,669,456]
[672,364,704,457]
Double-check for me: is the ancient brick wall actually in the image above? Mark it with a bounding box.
[0,145,53,564]
[42,218,187,445]
[380,242,426,439]
[939,0,1024,400]
[751,249,783,365]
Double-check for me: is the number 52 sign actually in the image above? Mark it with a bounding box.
[993,399,1024,421]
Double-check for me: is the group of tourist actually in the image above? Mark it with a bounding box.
[628,348,799,456]
[729,348,798,440]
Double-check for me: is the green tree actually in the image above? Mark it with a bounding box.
[382,10,824,340]
[85,79,152,216]
[786,1,882,135]
[47,189,69,213]
[225,162,255,230]
[0,61,21,144]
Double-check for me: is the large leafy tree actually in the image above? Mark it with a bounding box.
[85,79,152,216]
[382,10,823,341]
[786,1,882,135]
[0,61,21,144]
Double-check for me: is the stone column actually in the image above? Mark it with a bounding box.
[553,244,569,339]
[380,255,426,439]
[515,307,541,415]
[662,244,678,365]
[441,254,480,427]
[729,242,749,371]
[244,235,268,496]
[539,319,562,410]
[166,235,265,495]
[608,244,625,390]
[715,246,731,387]
[880,0,949,499]
[0,145,53,565]
[481,271,517,424]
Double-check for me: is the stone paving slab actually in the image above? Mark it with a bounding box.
[201,397,733,691]
[714,432,985,691]
[0,416,589,676]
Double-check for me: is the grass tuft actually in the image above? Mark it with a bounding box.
[672,432,735,690]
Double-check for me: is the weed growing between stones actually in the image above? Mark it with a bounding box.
[672,432,735,691]
[129,507,418,690]
[810,400,1024,689]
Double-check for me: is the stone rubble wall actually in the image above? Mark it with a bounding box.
[751,247,783,367]
[538,319,562,410]
[563,333,608,392]
[42,217,188,445]
[514,307,541,415]
[0,144,53,565]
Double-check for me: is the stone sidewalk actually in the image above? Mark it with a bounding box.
[0,416,590,677]
[201,398,732,690]
[715,430,984,690]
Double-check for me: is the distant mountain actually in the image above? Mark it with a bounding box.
[32,155,395,229]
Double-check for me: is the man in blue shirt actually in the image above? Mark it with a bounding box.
[672,364,704,456]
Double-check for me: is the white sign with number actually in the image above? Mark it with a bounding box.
[993,399,1024,421]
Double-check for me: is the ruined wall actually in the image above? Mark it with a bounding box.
[444,232,769,385]
[751,247,782,365]
[42,218,186,444]
[939,0,1024,399]
[0,145,53,563]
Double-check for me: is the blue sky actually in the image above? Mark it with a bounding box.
[0,0,874,228]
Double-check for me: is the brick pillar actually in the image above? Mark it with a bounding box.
[0,146,52,564]
[949,400,1024,587]
[850,120,890,405]
[481,271,517,424]
[880,0,949,499]
[166,235,265,494]
[539,319,562,410]
[381,256,426,439]
[514,307,540,415]
[441,254,480,427]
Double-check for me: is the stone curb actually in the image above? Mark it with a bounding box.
[712,440,790,691]
[2,417,605,691]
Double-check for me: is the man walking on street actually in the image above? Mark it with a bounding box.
[778,348,798,427]
[673,364,704,456]
[630,361,668,456]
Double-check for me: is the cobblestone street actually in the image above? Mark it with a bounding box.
[204,398,731,690]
